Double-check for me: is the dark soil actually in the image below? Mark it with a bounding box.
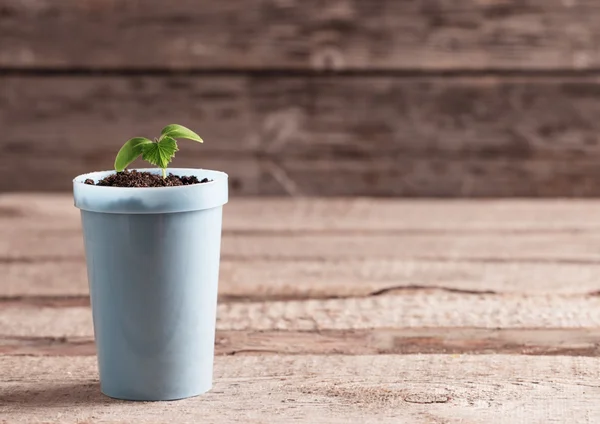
[85,170,210,188]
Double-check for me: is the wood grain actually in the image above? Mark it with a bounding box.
[2,0,600,71]
[2,293,600,337]
[4,227,600,263]
[3,328,600,357]
[2,196,599,421]
[210,294,600,331]
[4,198,600,302]
[5,76,600,195]
[7,195,600,231]
[11,195,600,263]
[6,257,600,302]
[1,355,599,423]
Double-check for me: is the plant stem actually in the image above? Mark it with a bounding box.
[162,168,167,179]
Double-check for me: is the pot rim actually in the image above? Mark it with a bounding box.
[73,168,228,214]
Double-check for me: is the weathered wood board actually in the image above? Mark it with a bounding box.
[2,197,600,421]
[5,196,600,302]
[6,195,600,231]
[4,76,600,195]
[2,356,599,423]
[3,291,600,337]
[4,328,600,357]
[6,257,600,301]
[2,0,600,71]
[5,227,600,263]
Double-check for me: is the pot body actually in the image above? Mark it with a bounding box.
[73,169,228,401]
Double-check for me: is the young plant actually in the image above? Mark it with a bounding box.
[114,124,203,178]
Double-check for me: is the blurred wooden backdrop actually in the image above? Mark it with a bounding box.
[2,0,600,196]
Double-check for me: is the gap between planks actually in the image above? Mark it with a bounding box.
[0,286,508,308]
[2,328,600,357]
[3,285,600,309]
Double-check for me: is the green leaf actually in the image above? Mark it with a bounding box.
[141,137,179,170]
[114,137,153,172]
[160,124,203,143]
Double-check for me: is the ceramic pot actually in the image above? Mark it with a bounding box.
[73,168,228,401]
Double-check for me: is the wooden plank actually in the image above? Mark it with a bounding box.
[5,198,600,300]
[5,198,600,301]
[219,233,600,262]
[264,157,600,197]
[2,0,600,71]
[3,328,600,357]
[7,195,600,231]
[6,76,600,195]
[4,227,600,262]
[2,294,600,337]
[1,356,599,423]
[211,294,600,331]
[4,258,600,302]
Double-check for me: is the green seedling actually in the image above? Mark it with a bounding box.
[114,124,203,178]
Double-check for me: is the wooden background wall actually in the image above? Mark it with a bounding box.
[2,0,600,196]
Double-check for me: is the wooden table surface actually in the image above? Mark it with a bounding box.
[1,195,600,423]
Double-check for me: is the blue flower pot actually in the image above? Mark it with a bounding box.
[73,168,228,401]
